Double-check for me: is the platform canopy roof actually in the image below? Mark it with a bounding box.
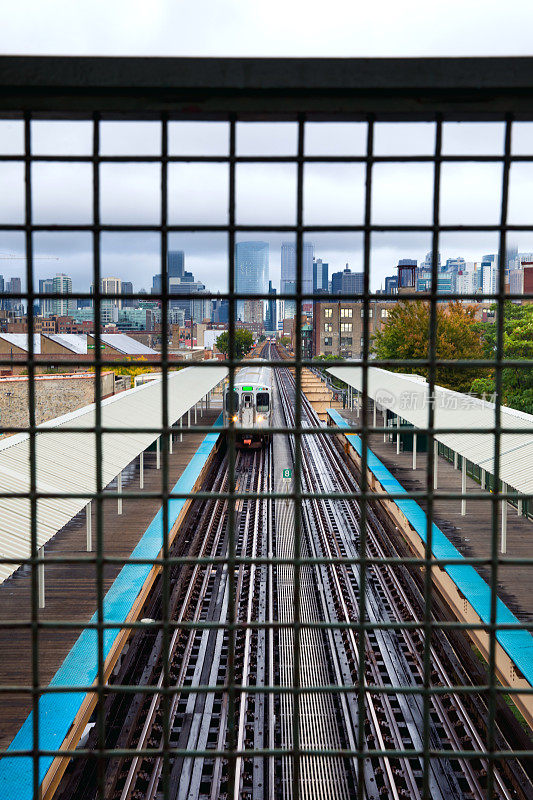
[0,364,227,583]
[328,366,533,497]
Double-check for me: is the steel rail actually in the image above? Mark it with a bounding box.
[276,357,525,800]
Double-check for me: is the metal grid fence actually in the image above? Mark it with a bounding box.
[0,56,532,800]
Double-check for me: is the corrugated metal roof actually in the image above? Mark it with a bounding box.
[0,334,41,353]
[328,366,533,496]
[99,334,158,354]
[0,365,227,583]
[45,333,87,353]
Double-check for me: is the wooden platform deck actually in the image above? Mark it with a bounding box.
[339,407,533,627]
[0,407,221,750]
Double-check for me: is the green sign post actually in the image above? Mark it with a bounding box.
[282,468,292,480]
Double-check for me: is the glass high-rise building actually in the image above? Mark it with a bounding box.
[313,258,329,293]
[235,241,269,321]
[280,241,314,319]
[168,250,185,279]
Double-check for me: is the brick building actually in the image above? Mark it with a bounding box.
[313,300,395,359]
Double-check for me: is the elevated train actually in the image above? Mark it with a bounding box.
[223,363,273,447]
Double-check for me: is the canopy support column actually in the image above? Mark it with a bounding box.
[117,471,123,515]
[38,547,45,609]
[396,416,401,455]
[86,502,92,551]
[412,434,417,470]
[139,451,144,489]
[433,440,438,490]
[180,416,183,442]
[461,460,467,516]
[156,437,160,470]
[501,490,508,554]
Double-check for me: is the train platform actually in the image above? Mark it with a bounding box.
[0,407,222,791]
[337,406,533,626]
[329,408,533,692]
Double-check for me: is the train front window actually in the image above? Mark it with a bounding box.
[225,390,239,413]
[243,394,253,408]
[256,392,270,412]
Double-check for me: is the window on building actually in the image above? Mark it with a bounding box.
[340,322,352,333]
[324,323,333,332]
[324,337,332,346]
[340,308,353,318]
[360,308,374,318]
[381,308,389,318]
[360,336,364,348]
[340,337,352,346]
[324,308,333,318]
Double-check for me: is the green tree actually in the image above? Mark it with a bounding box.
[471,302,533,413]
[216,329,254,360]
[372,300,487,393]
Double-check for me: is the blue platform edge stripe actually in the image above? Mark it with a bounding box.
[328,408,533,685]
[0,415,222,799]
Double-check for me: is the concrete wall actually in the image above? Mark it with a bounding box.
[0,372,115,437]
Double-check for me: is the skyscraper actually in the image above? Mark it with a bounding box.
[168,250,185,279]
[52,273,75,316]
[121,280,135,308]
[280,241,314,319]
[265,281,277,333]
[313,258,329,293]
[235,241,269,320]
[38,278,54,316]
[331,265,364,296]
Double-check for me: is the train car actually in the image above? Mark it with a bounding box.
[223,364,273,447]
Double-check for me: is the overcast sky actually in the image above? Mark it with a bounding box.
[1,1,533,294]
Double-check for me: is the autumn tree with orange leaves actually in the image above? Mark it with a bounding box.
[372,300,487,393]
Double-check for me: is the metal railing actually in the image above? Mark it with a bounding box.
[0,56,532,800]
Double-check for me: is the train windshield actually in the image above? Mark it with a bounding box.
[256,392,270,412]
[225,390,239,413]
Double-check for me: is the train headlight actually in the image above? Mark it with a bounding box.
[232,415,238,422]
[257,415,264,422]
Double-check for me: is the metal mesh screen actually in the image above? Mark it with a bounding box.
[0,57,531,800]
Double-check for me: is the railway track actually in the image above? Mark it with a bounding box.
[276,362,530,800]
[55,347,531,800]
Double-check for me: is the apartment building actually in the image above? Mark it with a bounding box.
[313,300,395,359]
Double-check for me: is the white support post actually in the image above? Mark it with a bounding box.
[501,493,507,554]
[481,468,485,490]
[156,437,160,470]
[396,416,401,455]
[373,400,376,430]
[201,395,204,417]
[86,501,92,551]
[188,409,191,427]
[384,413,387,443]
[433,440,438,489]
[194,402,197,424]
[180,416,183,442]
[139,451,144,489]
[207,390,210,410]
[412,434,417,470]
[117,471,123,515]
[518,498,523,516]
[461,459,467,516]
[454,451,458,469]
[169,429,173,455]
[38,546,45,609]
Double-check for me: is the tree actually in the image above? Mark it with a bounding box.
[372,300,487,393]
[216,329,254,360]
[471,302,533,413]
